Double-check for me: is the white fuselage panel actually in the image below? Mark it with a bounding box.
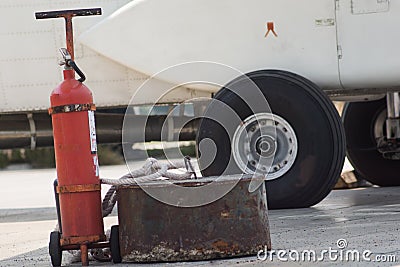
[337,0,400,88]
[81,0,341,91]
[2,0,400,113]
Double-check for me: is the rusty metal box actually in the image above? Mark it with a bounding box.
[116,175,271,262]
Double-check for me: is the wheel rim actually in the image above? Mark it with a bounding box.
[373,108,386,140]
[232,113,298,180]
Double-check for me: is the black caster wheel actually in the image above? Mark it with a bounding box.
[110,225,122,263]
[49,231,62,267]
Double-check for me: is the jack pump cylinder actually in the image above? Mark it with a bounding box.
[50,68,105,244]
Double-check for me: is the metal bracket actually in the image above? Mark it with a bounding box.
[386,92,400,139]
[376,138,400,159]
[57,184,101,194]
[49,103,96,115]
[27,113,36,150]
[60,234,106,246]
[58,48,72,69]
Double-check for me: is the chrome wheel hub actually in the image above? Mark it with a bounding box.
[232,113,298,180]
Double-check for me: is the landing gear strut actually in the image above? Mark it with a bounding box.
[343,97,400,186]
[377,92,400,159]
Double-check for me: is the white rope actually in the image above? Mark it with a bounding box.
[100,157,195,217]
[101,158,192,186]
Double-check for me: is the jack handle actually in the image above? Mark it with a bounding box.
[59,48,86,83]
[35,8,101,20]
[35,8,102,61]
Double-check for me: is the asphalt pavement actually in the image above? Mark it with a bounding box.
[0,164,399,266]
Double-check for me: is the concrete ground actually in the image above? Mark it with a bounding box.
[0,164,399,266]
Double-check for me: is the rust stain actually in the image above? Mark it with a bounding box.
[212,240,229,251]
[57,183,100,194]
[60,234,105,246]
[220,211,230,218]
[265,22,278,38]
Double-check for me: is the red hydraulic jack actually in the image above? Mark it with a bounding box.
[35,8,106,267]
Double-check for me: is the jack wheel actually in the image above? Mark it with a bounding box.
[110,225,122,263]
[197,70,345,209]
[49,231,62,267]
[343,99,400,186]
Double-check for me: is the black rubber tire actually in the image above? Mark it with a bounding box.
[343,98,400,186]
[49,231,62,267]
[110,225,122,264]
[197,70,345,209]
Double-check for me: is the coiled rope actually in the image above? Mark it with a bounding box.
[100,157,196,217]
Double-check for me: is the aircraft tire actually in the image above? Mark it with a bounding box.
[197,70,345,209]
[343,99,400,186]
